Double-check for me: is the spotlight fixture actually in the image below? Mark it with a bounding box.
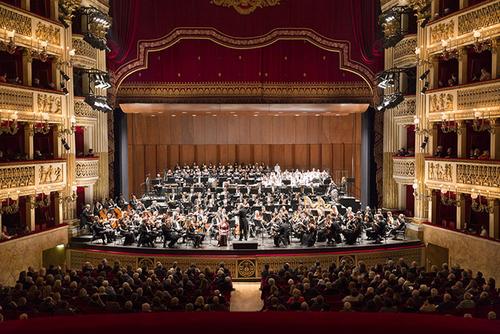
[61,137,71,151]
[419,69,430,81]
[60,70,71,82]
[62,87,69,95]
[79,7,112,51]
[377,92,405,111]
[420,136,429,150]
[420,81,429,95]
[84,95,112,113]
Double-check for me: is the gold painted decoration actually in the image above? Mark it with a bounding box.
[37,93,62,114]
[75,159,99,180]
[427,162,453,182]
[0,166,35,189]
[237,259,257,278]
[35,22,62,46]
[429,20,454,44]
[0,5,32,37]
[210,0,280,15]
[429,93,453,113]
[458,1,500,35]
[39,165,63,184]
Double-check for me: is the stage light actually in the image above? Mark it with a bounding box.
[419,69,430,81]
[60,70,71,82]
[420,17,430,28]
[62,87,69,95]
[61,137,71,151]
[420,81,429,95]
[420,136,429,150]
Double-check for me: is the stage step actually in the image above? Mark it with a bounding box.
[71,235,93,243]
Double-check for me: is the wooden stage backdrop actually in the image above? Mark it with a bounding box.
[126,113,362,197]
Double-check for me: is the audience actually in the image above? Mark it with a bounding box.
[0,260,233,321]
[260,259,499,319]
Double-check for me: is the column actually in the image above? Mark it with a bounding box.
[84,185,94,204]
[50,0,59,21]
[490,119,500,160]
[398,184,407,210]
[0,213,2,238]
[431,0,439,19]
[458,48,468,85]
[431,123,439,153]
[459,0,468,9]
[25,195,36,232]
[456,193,466,230]
[22,53,32,87]
[53,125,63,159]
[489,198,500,239]
[84,126,94,153]
[20,0,29,11]
[431,190,438,223]
[457,121,468,158]
[54,192,64,225]
[24,125,34,160]
[492,38,499,79]
[430,56,439,89]
[52,61,61,91]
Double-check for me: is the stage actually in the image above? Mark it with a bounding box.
[68,234,424,281]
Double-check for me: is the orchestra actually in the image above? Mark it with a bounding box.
[80,163,406,249]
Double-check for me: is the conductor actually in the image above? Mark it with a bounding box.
[238,203,249,241]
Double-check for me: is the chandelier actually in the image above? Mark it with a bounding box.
[440,188,460,206]
[30,112,51,135]
[0,112,19,135]
[472,29,493,53]
[25,39,49,63]
[414,116,432,136]
[471,192,493,213]
[472,110,494,133]
[0,29,17,54]
[57,115,76,137]
[30,192,51,209]
[440,39,459,61]
[440,113,460,134]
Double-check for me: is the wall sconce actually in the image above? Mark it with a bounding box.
[27,39,49,63]
[0,112,19,135]
[440,113,460,134]
[472,110,494,133]
[412,181,431,201]
[0,29,17,54]
[30,192,51,209]
[415,47,432,67]
[413,116,432,136]
[59,186,77,204]
[57,115,76,137]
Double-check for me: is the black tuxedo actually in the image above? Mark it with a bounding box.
[238,207,249,241]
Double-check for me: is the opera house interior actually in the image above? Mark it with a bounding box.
[0,0,499,332]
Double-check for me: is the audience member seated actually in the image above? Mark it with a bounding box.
[470,148,481,159]
[0,72,7,83]
[396,148,413,157]
[477,150,490,160]
[260,259,500,319]
[0,260,233,321]
[444,147,455,158]
[479,68,491,82]
[434,146,446,158]
[32,78,41,88]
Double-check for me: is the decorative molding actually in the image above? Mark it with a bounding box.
[0,5,32,36]
[458,1,500,36]
[0,85,33,112]
[0,161,67,199]
[37,93,62,114]
[393,35,417,66]
[429,20,455,45]
[427,161,453,183]
[34,21,61,45]
[117,81,372,103]
[113,28,377,93]
[457,164,500,189]
[74,98,98,118]
[72,35,98,68]
[393,157,416,184]
[75,159,99,183]
[429,93,454,113]
[210,0,280,15]
[457,83,500,111]
[391,95,416,118]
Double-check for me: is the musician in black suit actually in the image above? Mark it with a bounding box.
[238,203,249,241]
[161,219,180,248]
[137,220,155,247]
[389,214,406,239]
[79,204,93,231]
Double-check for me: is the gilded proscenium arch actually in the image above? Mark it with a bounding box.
[113,27,377,94]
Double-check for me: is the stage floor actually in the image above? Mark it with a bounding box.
[70,233,421,256]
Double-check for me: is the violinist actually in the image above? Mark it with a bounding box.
[161,217,180,248]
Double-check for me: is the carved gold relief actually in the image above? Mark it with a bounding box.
[75,159,99,180]
[72,37,98,66]
[0,86,33,112]
[35,22,61,45]
[391,96,416,117]
[428,162,453,182]
[457,83,500,111]
[74,99,98,118]
[210,0,280,15]
[394,36,417,62]
[37,93,62,114]
[429,20,455,44]
[458,2,500,35]
[39,165,62,184]
[393,158,416,179]
[237,259,256,278]
[429,93,453,113]
[0,5,32,37]
[0,166,35,189]
[457,164,500,188]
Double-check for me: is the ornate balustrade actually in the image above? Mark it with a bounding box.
[75,158,99,185]
[393,156,416,184]
[426,0,500,55]
[425,157,500,198]
[391,95,416,123]
[72,35,98,69]
[74,97,98,119]
[393,35,417,67]
[0,83,64,121]
[425,79,500,122]
[0,160,67,199]
[0,2,65,57]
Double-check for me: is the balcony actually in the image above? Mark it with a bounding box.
[0,83,65,121]
[0,2,65,58]
[75,157,99,185]
[393,35,417,67]
[0,159,67,198]
[72,35,98,69]
[393,156,416,184]
[425,79,500,122]
[426,1,500,55]
[425,157,500,197]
